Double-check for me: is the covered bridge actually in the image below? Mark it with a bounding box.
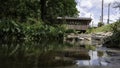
[57,17,92,32]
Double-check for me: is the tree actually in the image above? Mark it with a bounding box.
[41,0,78,23]
[0,0,41,22]
[113,2,120,22]
[113,2,120,9]
[0,0,78,24]
[40,0,46,21]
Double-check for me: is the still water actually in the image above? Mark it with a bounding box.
[0,39,120,68]
[76,50,107,66]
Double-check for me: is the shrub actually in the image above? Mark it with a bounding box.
[65,29,76,33]
[98,22,104,27]
[0,20,65,41]
[0,20,24,41]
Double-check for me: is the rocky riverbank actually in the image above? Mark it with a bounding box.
[97,47,120,66]
[64,32,120,67]
[65,32,113,45]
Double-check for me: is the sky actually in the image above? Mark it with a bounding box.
[75,0,120,26]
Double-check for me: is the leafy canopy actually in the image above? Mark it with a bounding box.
[0,0,78,23]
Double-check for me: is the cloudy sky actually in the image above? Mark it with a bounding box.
[76,0,120,26]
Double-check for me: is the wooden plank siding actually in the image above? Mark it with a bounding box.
[67,25,88,30]
[57,17,92,30]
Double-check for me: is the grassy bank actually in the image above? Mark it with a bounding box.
[104,21,120,48]
[86,24,113,33]
[87,21,120,48]
[92,24,112,33]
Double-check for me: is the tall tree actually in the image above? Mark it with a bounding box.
[0,0,41,22]
[40,0,46,21]
[113,2,120,9]
[40,0,78,23]
[113,2,120,21]
[0,0,78,23]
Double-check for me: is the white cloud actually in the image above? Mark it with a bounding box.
[104,0,115,4]
[80,0,93,8]
[104,0,120,4]
[103,13,119,24]
[84,13,91,17]
[76,5,88,16]
[89,0,101,8]
[76,0,119,27]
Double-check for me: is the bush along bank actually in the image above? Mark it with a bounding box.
[0,20,65,41]
[0,20,76,67]
[103,21,120,48]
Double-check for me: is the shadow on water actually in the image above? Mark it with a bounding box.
[1,37,119,68]
[0,40,75,68]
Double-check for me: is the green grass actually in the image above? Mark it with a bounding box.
[87,24,113,33]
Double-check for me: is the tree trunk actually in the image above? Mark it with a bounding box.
[40,0,46,21]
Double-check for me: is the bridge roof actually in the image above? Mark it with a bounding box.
[57,17,92,21]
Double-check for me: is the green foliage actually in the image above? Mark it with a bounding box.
[85,45,96,51]
[46,0,78,17]
[86,27,94,33]
[0,20,24,41]
[0,0,41,22]
[98,22,104,27]
[0,0,78,23]
[65,29,76,33]
[0,0,78,40]
[40,0,79,22]
[0,0,78,66]
[88,24,112,33]
[0,20,65,41]
[110,21,120,32]
[109,21,120,47]
[103,21,120,48]
[87,22,113,33]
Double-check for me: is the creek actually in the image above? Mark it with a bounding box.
[0,34,120,68]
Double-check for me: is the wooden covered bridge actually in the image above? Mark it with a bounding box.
[57,17,92,32]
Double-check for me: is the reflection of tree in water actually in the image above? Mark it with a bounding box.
[0,40,73,67]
